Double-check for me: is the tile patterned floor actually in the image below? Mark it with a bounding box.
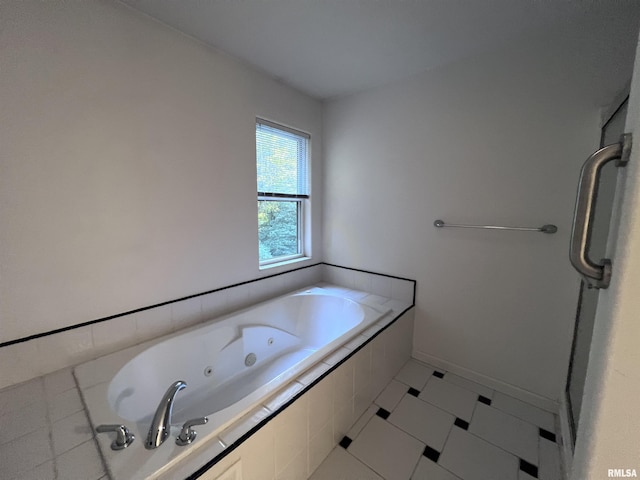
[311,359,563,480]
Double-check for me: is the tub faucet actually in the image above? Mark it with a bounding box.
[145,380,187,449]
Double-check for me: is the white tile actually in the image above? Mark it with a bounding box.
[362,294,390,306]
[391,278,414,303]
[0,341,42,389]
[201,290,228,321]
[353,345,372,394]
[11,460,56,480]
[52,410,94,456]
[539,437,562,480]
[298,361,332,386]
[264,382,304,413]
[349,415,424,480]
[310,447,383,480]
[43,367,76,398]
[439,427,519,480]
[92,314,137,356]
[276,446,308,480]
[273,393,308,473]
[240,421,276,480]
[48,386,84,422]
[419,377,478,422]
[226,284,250,312]
[333,403,355,444]
[353,271,373,293]
[375,379,408,412]
[0,377,45,414]
[220,407,271,446]
[0,399,48,445]
[370,275,393,297]
[442,372,494,399]
[469,403,539,465]
[308,422,334,476]
[361,324,382,338]
[56,440,105,480]
[389,394,455,451]
[412,457,462,480]
[171,296,204,330]
[135,304,173,342]
[332,361,354,408]
[395,359,434,390]
[344,334,368,351]
[307,375,333,434]
[492,392,556,431]
[323,347,351,366]
[35,326,94,372]
[0,428,53,478]
[347,404,377,440]
[324,266,355,289]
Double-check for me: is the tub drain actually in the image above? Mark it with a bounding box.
[245,353,257,367]
[204,366,214,377]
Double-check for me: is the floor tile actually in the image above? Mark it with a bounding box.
[439,428,519,480]
[539,437,562,480]
[375,379,408,412]
[0,400,48,445]
[347,404,377,440]
[56,440,105,480]
[519,471,538,480]
[419,377,478,422]
[395,359,434,390]
[442,373,494,399]
[412,457,462,480]
[52,410,94,456]
[48,387,84,422]
[0,428,53,479]
[349,415,424,480]
[11,460,56,480]
[469,403,539,465]
[309,447,383,480]
[0,378,45,415]
[388,394,455,451]
[492,392,555,432]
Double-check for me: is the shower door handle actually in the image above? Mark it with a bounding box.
[569,133,631,289]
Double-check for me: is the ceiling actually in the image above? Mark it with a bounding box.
[122,0,640,100]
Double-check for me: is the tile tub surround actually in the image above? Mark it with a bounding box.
[0,281,413,480]
[0,262,415,391]
[311,358,564,480]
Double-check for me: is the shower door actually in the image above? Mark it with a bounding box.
[565,97,628,446]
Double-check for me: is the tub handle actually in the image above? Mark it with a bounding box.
[176,417,208,446]
[96,424,135,450]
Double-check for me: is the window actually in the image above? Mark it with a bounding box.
[256,119,309,266]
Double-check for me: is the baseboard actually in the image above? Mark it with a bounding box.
[558,392,574,479]
[413,350,559,413]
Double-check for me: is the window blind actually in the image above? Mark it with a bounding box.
[256,119,309,197]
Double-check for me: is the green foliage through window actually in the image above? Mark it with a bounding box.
[256,119,309,264]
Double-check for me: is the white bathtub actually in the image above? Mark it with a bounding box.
[76,286,391,479]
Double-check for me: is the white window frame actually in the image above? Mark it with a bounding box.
[256,118,310,268]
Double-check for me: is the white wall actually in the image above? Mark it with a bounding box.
[572,31,640,477]
[0,0,322,343]
[322,29,630,402]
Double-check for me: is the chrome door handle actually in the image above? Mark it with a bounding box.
[569,133,631,289]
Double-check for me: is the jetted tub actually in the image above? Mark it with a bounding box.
[76,286,391,479]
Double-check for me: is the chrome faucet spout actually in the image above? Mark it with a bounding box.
[145,380,187,449]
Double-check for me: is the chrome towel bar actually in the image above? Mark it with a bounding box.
[433,219,557,234]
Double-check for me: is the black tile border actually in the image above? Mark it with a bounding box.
[433,370,445,378]
[454,417,469,430]
[519,458,539,478]
[407,387,420,397]
[376,407,391,420]
[339,436,353,449]
[539,428,556,443]
[0,262,417,349]
[184,292,416,478]
[478,395,492,406]
[422,445,440,462]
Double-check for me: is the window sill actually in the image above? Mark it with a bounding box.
[259,256,311,271]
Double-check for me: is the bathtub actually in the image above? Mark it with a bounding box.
[76,286,392,479]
